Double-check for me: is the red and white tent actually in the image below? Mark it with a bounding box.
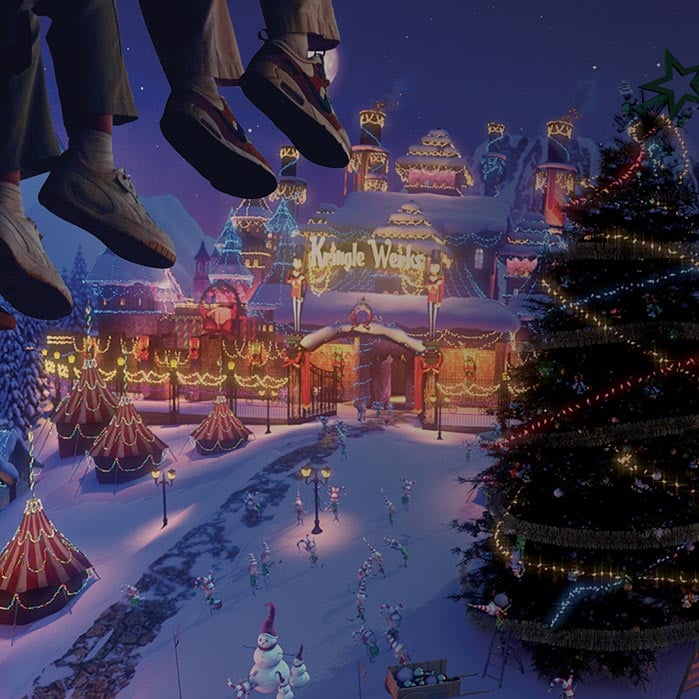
[191,395,252,455]
[52,357,118,459]
[89,395,169,484]
[0,498,93,625]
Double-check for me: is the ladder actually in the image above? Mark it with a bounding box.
[481,624,525,689]
[677,642,699,698]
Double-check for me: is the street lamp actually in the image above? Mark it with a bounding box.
[259,386,275,434]
[116,355,126,395]
[151,466,176,528]
[52,350,61,404]
[169,358,179,416]
[300,463,332,535]
[67,354,76,385]
[430,382,450,441]
[227,360,237,413]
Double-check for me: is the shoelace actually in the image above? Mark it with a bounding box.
[115,169,157,224]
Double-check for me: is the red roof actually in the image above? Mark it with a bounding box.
[191,395,252,447]
[0,498,92,593]
[89,396,168,460]
[52,357,118,427]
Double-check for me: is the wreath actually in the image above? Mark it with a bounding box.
[349,299,374,329]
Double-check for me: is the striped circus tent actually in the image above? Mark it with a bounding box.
[0,498,93,625]
[191,395,252,455]
[89,395,169,484]
[52,357,118,459]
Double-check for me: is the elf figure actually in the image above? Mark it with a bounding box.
[294,488,305,526]
[463,354,477,383]
[121,584,141,608]
[286,257,307,333]
[297,534,319,567]
[469,593,510,629]
[363,538,385,577]
[357,558,373,583]
[381,489,396,525]
[326,485,346,522]
[248,553,262,595]
[386,630,411,664]
[509,548,525,579]
[354,578,368,621]
[244,490,262,522]
[194,570,222,613]
[548,671,576,698]
[384,536,409,567]
[354,399,367,422]
[226,677,254,698]
[372,401,382,419]
[384,401,394,427]
[424,256,445,339]
[379,602,404,631]
[352,626,380,662]
[399,478,415,510]
[318,415,329,437]
[260,541,274,582]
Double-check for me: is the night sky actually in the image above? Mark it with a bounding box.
[40,1,699,240]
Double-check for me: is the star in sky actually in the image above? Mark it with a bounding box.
[640,49,699,118]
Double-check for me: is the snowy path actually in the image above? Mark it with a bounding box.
[0,408,691,698]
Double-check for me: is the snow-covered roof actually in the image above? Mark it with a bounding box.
[250,288,520,333]
[326,191,509,245]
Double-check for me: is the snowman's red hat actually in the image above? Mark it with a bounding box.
[295,643,304,661]
[261,602,278,636]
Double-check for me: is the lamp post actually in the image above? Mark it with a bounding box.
[67,354,76,386]
[227,360,237,413]
[259,387,275,434]
[151,466,176,528]
[169,359,179,417]
[116,355,126,395]
[299,463,332,535]
[52,351,61,404]
[430,381,449,441]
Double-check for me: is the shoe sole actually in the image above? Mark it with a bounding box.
[0,312,16,330]
[39,178,175,269]
[161,107,278,199]
[0,231,72,320]
[241,65,350,169]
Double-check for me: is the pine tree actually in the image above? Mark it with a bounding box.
[59,246,91,335]
[0,313,48,438]
[454,106,699,684]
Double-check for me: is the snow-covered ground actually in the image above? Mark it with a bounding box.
[0,407,690,699]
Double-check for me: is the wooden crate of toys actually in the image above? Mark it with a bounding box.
[385,659,464,698]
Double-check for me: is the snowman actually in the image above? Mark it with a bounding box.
[250,603,290,693]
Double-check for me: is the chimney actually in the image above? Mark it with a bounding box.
[546,120,574,163]
[359,109,386,146]
[487,122,505,144]
[279,146,300,177]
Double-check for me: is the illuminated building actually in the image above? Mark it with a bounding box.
[395,129,474,196]
[345,108,390,194]
[533,119,579,227]
[232,197,274,287]
[268,146,308,220]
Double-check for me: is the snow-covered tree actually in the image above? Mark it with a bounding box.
[58,246,91,335]
[0,313,48,438]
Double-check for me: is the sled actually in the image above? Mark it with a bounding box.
[385,659,488,698]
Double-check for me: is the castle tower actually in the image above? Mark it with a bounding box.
[268,146,307,220]
[209,211,255,302]
[232,198,274,287]
[192,241,211,302]
[395,129,473,196]
[533,120,577,228]
[480,122,507,197]
[345,108,390,194]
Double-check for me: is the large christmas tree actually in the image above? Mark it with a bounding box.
[455,101,699,684]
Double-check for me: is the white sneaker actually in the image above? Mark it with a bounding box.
[39,152,177,269]
[0,211,72,320]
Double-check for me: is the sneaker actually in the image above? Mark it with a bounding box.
[241,39,351,168]
[160,89,278,198]
[0,212,72,320]
[38,153,176,269]
[0,306,16,331]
